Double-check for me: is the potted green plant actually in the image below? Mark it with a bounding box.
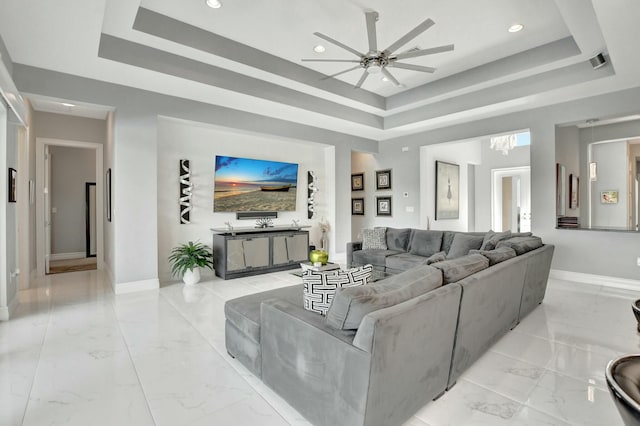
[168,241,214,285]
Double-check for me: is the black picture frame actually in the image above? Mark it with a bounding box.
[106,168,112,222]
[8,168,16,203]
[435,161,459,220]
[375,169,392,190]
[376,196,392,216]
[351,173,364,191]
[351,198,364,215]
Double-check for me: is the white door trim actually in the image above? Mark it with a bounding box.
[36,138,104,276]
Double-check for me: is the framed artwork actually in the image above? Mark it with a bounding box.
[376,196,392,216]
[435,161,459,220]
[8,168,16,203]
[375,169,392,190]
[569,174,579,209]
[351,173,364,191]
[601,190,618,204]
[351,198,364,215]
[106,168,112,222]
[556,163,566,216]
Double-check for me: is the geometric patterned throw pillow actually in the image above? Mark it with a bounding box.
[361,228,387,250]
[303,264,373,315]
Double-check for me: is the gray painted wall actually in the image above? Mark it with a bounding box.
[555,126,581,221]
[49,146,96,255]
[0,33,12,75]
[590,141,627,227]
[34,111,106,144]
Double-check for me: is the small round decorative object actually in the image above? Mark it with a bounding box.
[309,250,329,265]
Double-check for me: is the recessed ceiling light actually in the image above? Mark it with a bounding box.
[205,0,222,9]
[313,45,326,53]
[62,102,75,107]
[508,23,524,33]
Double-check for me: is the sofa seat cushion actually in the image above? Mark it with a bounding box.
[326,265,443,330]
[431,254,490,284]
[480,230,512,251]
[352,249,402,266]
[386,227,413,251]
[446,233,484,259]
[496,236,543,255]
[385,253,428,271]
[362,228,387,250]
[409,230,444,257]
[303,265,373,315]
[425,251,447,265]
[469,246,517,266]
[225,284,302,343]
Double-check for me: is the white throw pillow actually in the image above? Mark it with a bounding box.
[303,264,373,315]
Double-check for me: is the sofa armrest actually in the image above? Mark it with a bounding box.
[260,299,370,426]
[347,241,363,266]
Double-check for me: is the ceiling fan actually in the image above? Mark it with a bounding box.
[301,11,454,89]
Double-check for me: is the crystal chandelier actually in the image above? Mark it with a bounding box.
[490,134,517,155]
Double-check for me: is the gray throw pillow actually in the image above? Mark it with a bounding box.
[424,251,446,265]
[408,230,444,257]
[496,236,543,255]
[326,265,442,330]
[431,254,489,284]
[469,246,517,266]
[386,228,412,251]
[362,228,387,250]
[480,230,512,251]
[446,233,484,259]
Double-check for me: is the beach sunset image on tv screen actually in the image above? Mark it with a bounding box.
[213,156,299,212]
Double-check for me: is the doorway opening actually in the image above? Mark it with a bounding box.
[491,166,531,232]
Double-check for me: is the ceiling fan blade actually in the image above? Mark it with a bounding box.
[365,11,378,53]
[384,18,435,54]
[381,68,401,87]
[301,59,361,63]
[321,65,362,80]
[390,62,436,73]
[394,44,454,60]
[354,70,369,89]
[314,32,363,58]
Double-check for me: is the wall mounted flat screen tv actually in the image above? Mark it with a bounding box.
[214,155,299,212]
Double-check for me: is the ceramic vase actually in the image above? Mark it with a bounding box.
[183,268,201,286]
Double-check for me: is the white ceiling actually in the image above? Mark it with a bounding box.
[0,0,638,140]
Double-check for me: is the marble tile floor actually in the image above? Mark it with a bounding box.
[0,268,637,425]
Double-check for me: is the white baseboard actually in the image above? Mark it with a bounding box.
[114,278,159,295]
[50,252,86,261]
[550,269,640,291]
[0,292,19,321]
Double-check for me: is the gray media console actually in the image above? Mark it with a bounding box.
[212,228,309,279]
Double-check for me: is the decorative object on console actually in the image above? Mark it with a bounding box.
[351,172,364,191]
[302,264,373,315]
[8,168,16,203]
[435,161,459,220]
[307,171,318,219]
[179,159,192,224]
[556,163,566,216]
[309,249,329,266]
[601,190,619,204]
[168,241,214,286]
[319,218,330,250]
[255,217,274,228]
[106,168,112,222]
[352,198,364,215]
[375,169,392,190]
[376,196,392,216]
[569,174,579,209]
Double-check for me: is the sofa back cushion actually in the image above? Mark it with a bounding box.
[469,246,517,266]
[362,228,387,250]
[496,236,543,255]
[480,230,512,251]
[303,265,372,315]
[446,233,484,259]
[409,230,444,257]
[431,254,489,284]
[386,227,412,251]
[326,265,443,330]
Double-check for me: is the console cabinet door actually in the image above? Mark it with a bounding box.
[226,239,246,271]
[286,234,309,262]
[272,236,289,265]
[243,237,269,268]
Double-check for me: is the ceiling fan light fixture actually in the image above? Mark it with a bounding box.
[381,76,389,82]
[313,45,326,53]
[366,66,381,74]
[205,0,222,9]
[508,23,524,33]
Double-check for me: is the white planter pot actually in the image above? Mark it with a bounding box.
[183,268,201,286]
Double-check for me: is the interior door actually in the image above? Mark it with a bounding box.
[86,182,97,257]
[44,145,51,274]
[492,166,531,232]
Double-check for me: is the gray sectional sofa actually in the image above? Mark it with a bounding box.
[224,228,554,426]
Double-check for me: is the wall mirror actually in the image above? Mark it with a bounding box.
[556,115,640,232]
